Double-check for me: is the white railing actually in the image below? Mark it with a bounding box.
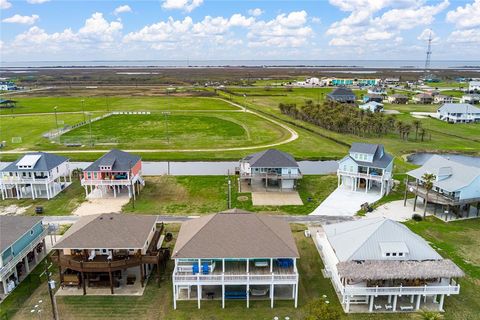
[80,179,132,186]
[0,177,54,184]
[337,170,388,182]
[240,173,303,179]
[173,272,298,284]
[343,283,460,296]
[0,228,48,278]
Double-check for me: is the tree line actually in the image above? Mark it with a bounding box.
[279,100,428,141]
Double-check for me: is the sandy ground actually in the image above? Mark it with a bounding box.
[410,112,439,119]
[310,186,382,216]
[72,197,130,216]
[366,199,423,221]
[0,204,30,215]
[251,191,303,206]
[383,110,400,115]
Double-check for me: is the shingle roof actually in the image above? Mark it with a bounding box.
[242,149,299,168]
[84,149,141,172]
[390,94,408,99]
[172,211,299,259]
[2,152,68,172]
[437,103,480,114]
[407,155,480,192]
[415,93,432,99]
[347,143,393,169]
[328,87,356,97]
[53,213,157,249]
[0,216,43,253]
[324,217,442,262]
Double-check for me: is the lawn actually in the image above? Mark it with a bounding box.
[0,180,85,216]
[0,97,238,114]
[60,112,289,150]
[123,175,338,215]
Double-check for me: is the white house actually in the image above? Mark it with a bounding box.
[0,152,71,200]
[171,210,299,309]
[433,95,454,104]
[460,94,480,104]
[359,101,384,112]
[316,217,464,313]
[406,155,480,218]
[337,143,394,196]
[437,103,480,123]
[238,149,301,191]
[468,81,480,92]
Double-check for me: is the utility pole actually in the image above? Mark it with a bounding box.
[53,106,59,134]
[130,160,135,209]
[86,112,93,146]
[243,94,247,112]
[423,30,433,80]
[81,99,86,122]
[40,261,59,320]
[227,170,232,209]
[162,111,170,144]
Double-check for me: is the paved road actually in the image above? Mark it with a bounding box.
[42,214,353,226]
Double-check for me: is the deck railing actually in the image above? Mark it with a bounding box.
[0,177,55,184]
[343,283,460,296]
[173,272,298,284]
[0,228,48,278]
[239,173,303,179]
[337,170,389,182]
[80,179,132,186]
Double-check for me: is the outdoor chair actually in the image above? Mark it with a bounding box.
[277,259,293,268]
[374,305,382,310]
[202,262,209,274]
[385,304,393,310]
[192,264,199,274]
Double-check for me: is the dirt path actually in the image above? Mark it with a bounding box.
[0,99,299,155]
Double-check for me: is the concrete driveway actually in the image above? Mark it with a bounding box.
[310,187,382,216]
[252,192,303,206]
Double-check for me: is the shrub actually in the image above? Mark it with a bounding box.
[412,213,423,221]
[304,298,341,320]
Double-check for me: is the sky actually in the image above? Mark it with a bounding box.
[0,0,479,61]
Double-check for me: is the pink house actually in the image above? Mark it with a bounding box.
[81,149,144,199]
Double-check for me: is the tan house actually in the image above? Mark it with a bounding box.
[171,209,300,309]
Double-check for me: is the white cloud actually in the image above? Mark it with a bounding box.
[417,28,438,42]
[446,0,480,29]
[114,5,132,15]
[0,0,12,9]
[2,14,39,25]
[311,17,321,24]
[26,0,50,3]
[247,11,312,48]
[229,14,255,27]
[326,0,449,51]
[447,28,480,43]
[161,0,203,13]
[10,12,122,54]
[248,8,263,17]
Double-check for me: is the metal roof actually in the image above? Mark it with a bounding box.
[350,142,379,155]
[2,152,69,172]
[324,217,442,262]
[84,149,141,172]
[242,149,299,168]
[172,211,299,259]
[0,216,43,253]
[53,213,157,250]
[347,143,393,169]
[407,155,480,192]
[437,103,480,114]
[327,87,356,97]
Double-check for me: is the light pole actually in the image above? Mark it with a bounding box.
[53,106,59,134]
[81,99,86,122]
[40,261,59,320]
[86,112,93,146]
[243,94,247,112]
[162,111,170,144]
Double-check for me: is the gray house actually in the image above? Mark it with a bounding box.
[337,143,394,195]
[238,149,301,191]
[406,155,480,219]
[327,87,356,103]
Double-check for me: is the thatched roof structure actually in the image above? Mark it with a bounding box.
[337,259,464,281]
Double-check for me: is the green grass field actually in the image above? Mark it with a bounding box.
[0,97,238,114]
[60,112,289,150]
[123,175,338,215]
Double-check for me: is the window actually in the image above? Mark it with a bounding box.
[398,253,403,257]
[386,253,391,257]
[392,253,397,257]
[30,230,34,235]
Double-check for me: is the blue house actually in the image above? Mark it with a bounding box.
[0,216,47,297]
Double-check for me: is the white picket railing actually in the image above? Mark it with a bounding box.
[173,272,298,284]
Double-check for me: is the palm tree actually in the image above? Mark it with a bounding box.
[421,173,436,218]
[419,128,426,142]
[413,120,422,140]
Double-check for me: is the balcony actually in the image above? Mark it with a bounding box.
[81,178,132,186]
[0,176,54,185]
[0,228,48,278]
[239,172,303,180]
[337,170,388,182]
[406,182,480,206]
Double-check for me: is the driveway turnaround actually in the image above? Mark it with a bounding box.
[252,191,303,206]
[310,187,382,216]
